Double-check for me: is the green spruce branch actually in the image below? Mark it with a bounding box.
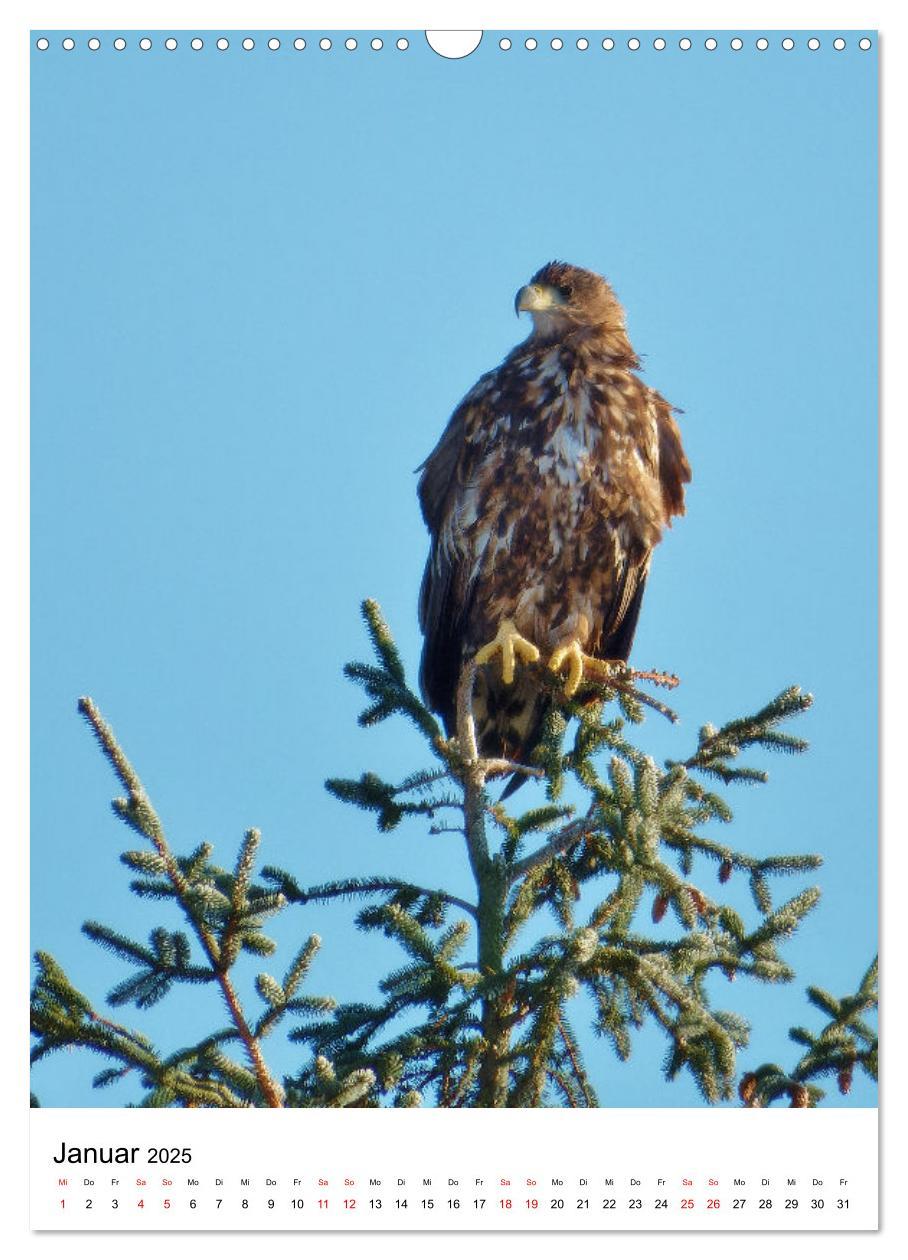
[31,701,350,1108]
[32,599,874,1110]
[276,600,826,1107]
[739,956,878,1107]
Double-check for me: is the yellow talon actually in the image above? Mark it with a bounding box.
[548,642,622,698]
[548,642,584,697]
[474,619,540,685]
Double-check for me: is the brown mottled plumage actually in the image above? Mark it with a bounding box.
[417,261,690,769]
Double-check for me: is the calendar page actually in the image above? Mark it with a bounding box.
[29,14,879,1236]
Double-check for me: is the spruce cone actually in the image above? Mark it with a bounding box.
[652,892,670,924]
[789,1083,810,1108]
[739,1072,758,1105]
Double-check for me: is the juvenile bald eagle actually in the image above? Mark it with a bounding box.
[417,261,690,771]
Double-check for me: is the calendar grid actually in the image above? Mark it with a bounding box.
[31,1107,878,1231]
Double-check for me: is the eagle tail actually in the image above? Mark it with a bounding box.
[473,670,549,799]
[499,765,534,802]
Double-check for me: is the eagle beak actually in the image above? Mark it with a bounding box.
[515,283,560,316]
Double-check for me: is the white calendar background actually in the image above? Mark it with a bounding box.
[13,0,893,1248]
[30,1107,877,1231]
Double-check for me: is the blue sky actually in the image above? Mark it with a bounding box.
[31,31,877,1107]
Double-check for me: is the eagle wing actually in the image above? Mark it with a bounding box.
[653,390,690,520]
[591,386,688,661]
[596,551,651,662]
[417,373,496,732]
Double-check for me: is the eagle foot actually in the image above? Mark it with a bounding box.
[473,619,541,685]
[548,642,624,699]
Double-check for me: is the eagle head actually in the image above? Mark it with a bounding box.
[515,261,627,341]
